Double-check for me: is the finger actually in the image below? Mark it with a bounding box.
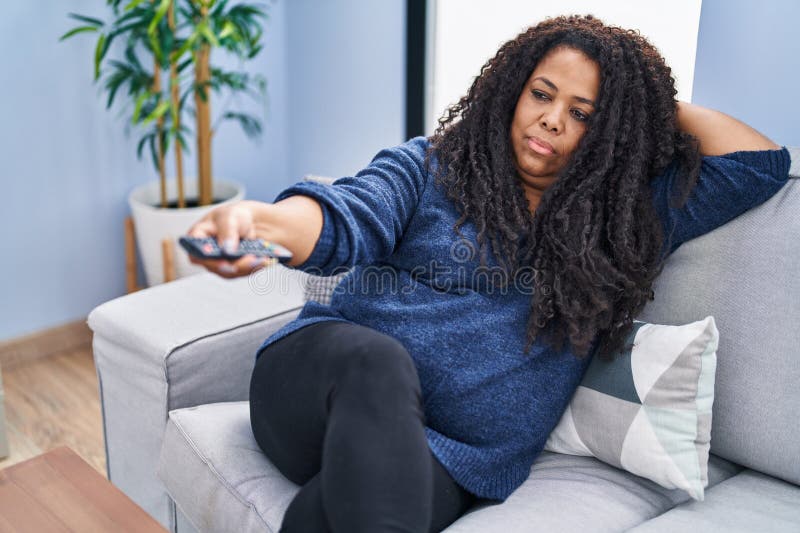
[188,253,221,267]
[215,260,239,279]
[187,220,216,238]
[216,212,240,255]
[218,254,277,278]
[243,225,258,239]
[188,255,235,275]
[199,259,240,279]
[204,255,256,279]
[245,255,278,272]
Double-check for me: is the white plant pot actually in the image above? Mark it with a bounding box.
[128,178,245,286]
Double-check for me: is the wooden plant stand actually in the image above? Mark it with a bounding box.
[124,216,176,294]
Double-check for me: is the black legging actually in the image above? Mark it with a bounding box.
[249,320,477,532]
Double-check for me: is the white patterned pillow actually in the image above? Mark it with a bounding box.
[544,316,718,501]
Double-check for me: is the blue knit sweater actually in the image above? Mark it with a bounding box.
[256,137,790,501]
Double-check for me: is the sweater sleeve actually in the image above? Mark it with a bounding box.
[651,147,791,258]
[272,136,430,276]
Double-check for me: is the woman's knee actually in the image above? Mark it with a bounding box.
[339,327,422,393]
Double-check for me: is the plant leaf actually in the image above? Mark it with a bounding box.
[98,32,114,66]
[175,30,198,58]
[110,8,143,29]
[59,26,99,41]
[132,91,149,123]
[143,100,171,124]
[93,34,107,80]
[148,134,160,173]
[247,43,262,59]
[104,64,134,108]
[210,0,230,19]
[124,0,148,12]
[218,20,236,40]
[124,45,144,71]
[147,0,171,36]
[173,127,190,153]
[108,18,146,40]
[67,13,104,26]
[137,132,155,159]
[179,85,194,109]
[149,32,163,64]
[199,23,220,47]
[223,111,262,138]
[176,57,192,73]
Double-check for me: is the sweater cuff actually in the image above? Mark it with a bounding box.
[273,183,337,273]
[720,146,791,180]
[788,147,799,177]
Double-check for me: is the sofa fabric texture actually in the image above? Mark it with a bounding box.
[627,470,800,532]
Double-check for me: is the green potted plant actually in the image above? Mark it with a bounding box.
[62,0,269,286]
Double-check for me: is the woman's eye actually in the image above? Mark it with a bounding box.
[571,109,589,122]
[531,89,549,101]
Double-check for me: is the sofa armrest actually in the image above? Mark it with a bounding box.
[87,266,305,530]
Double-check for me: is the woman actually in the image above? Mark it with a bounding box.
[187,15,790,533]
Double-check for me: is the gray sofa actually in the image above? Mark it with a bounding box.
[88,151,800,532]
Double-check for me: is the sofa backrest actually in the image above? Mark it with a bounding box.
[638,148,799,485]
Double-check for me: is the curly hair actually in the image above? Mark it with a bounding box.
[428,14,701,362]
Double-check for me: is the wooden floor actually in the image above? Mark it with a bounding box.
[0,346,106,476]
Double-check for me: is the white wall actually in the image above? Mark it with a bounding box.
[426,0,703,134]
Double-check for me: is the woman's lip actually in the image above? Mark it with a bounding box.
[527,136,555,155]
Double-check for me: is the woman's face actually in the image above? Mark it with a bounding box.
[510,46,600,196]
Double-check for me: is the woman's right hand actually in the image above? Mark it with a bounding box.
[186,200,277,279]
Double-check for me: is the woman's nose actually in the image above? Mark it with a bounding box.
[540,108,564,133]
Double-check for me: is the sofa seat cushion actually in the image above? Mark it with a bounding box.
[158,402,296,532]
[444,450,740,532]
[627,470,800,532]
[158,402,744,533]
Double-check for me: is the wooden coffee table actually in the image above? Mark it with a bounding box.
[0,446,166,532]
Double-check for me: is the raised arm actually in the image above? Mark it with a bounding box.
[676,101,780,155]
[650,104,790,258]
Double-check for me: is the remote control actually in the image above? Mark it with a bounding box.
[179,236,293,263]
